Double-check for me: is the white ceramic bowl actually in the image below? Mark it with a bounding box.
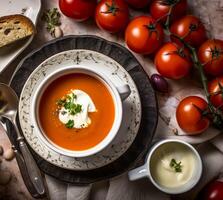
[128,139,202,194]
[31,66,131,157]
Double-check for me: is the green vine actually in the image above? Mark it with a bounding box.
[160,1,223,129]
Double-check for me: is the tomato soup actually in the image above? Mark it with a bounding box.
[38,73,115,151]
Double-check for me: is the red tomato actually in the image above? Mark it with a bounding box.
[176,96,210,135]
[59,0,97,21]
[208,76,223,110]
[198,39,223,76]
[95,0,129,33]
[150,0,187,23]
[125,16,164,54]
[197,180,223,200]
[170,15,207,47]
[125,0,149,9]
[155,42,192,79]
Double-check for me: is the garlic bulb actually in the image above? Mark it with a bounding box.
[53,26,63,38]
[4,148,15,161]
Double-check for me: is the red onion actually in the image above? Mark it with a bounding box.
[150,74,169,93]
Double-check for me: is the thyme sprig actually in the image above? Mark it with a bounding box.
[42,8,61,36]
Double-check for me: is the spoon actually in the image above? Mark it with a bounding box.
[0,83,46,197]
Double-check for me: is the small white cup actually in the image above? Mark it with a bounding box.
[31,66,131,157]
[128,139,202,194]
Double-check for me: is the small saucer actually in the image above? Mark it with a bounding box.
[18,49,141,170]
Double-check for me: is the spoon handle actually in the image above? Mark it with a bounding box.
[12,146,44,198]
[0,119,45,198]
[18,139,46,197]
[12,122,46,197]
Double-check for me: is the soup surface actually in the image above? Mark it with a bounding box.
[39,73,115,151]
[149,142,196,188]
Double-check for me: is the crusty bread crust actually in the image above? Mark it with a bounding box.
[0,14,36,48]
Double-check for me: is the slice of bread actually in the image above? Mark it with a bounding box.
[0,14,35,48]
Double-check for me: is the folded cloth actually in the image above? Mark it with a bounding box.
[67,184,91,200]
[45,175,92,200]
[46,175,67,200]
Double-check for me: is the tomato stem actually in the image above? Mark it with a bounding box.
[210,46,223,60]
[144,23,160,40]
[164,5,173,28]
[217,80,223,98]
[102,0,120,16]
[159,0,180,6]
[181,22,200,40]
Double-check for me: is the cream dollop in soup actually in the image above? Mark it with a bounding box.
[57,89,96,129]
[150,142,196,188]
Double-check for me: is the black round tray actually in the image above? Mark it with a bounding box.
[7,35,158,185]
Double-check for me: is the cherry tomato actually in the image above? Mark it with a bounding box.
[155,42,192,79]
[95,0,129,33]
[208,76,223,110]
[198,39,223,76]
[150,0,187,23]
[176,96,210,135]
[170,15,207,47]
[59,0,97,21]
[125,0,149,9]
[125,16,164,54]
[197,180,223,200]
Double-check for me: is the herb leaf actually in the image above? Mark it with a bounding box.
[57,92,82,117]
[57,98,66,106]
[72,93,77,100]
[61,111,67,115]
[170,158,182,173]
[75,104,82,113]
[65,120,74,129]
[42,8,61,34]
[69,103,82,115]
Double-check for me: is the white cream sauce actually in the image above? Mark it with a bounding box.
[150,142,196,188]
[59,90,96,129]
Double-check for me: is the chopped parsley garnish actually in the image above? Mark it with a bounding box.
[56,92,83,129]
[74,104,82,113]
[56,92,82,116]
[56,98,66,106]
[61,111,67,115]
[72,93,77,100]
[169,158,182,173]
[65,120,74,129]
[66,94,72,101]
[64,101,82,115]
